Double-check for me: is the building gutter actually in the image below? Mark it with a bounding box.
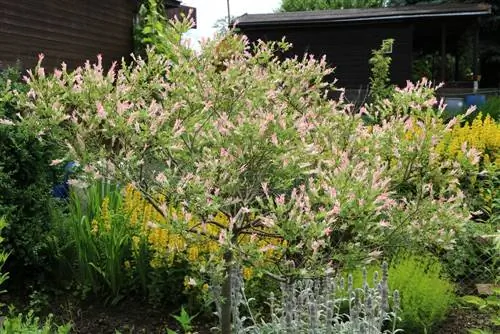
[236,9,492,29]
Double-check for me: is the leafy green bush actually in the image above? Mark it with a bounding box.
[442,219,499,288]
[475,96,500,122]
[0,65,62,276]
[0,218,71,333]
[387,254,455,333]
[436,113,499,285]
[369,38,395,106]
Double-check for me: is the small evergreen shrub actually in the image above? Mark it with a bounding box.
[0,66,63,276]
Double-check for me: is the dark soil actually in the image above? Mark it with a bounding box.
[436,305,496,334]
[1,292,215,334]
[2,289,496,334]
[51,298,215,334]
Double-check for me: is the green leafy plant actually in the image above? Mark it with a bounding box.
[0,218,72,334]
[134,0,194,58]
[461,287,500,334]
[55,181,131,303]
[0,216,10,310]
[0,65,62,276]
[166,306,197,334]
[0,310,71,334]
[477,96,500,122]
[369,39,395,106]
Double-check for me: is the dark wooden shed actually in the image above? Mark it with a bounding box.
[0,0,196,71]
[235,3,492,91]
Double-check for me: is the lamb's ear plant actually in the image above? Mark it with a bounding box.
[239,262,402,334]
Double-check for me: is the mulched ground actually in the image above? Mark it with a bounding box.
[53,300,497,334]
[49,298,215,334]
[436,305,496,334]
[2,289,497,333]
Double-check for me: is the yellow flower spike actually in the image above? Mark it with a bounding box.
[132,235,140,252]
[187,246,199,262]
[242,267,253,280]
[101,197,111,231]
[91,219,99,235]
[439,113,500,162]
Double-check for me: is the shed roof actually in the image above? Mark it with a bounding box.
[235,3,492,27]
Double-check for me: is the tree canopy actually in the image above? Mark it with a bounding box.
[280,0,386,11]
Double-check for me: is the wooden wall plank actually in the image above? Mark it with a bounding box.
[0,0,137,70]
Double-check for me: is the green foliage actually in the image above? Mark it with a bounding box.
[461,287,500,334]
[369,39,394,105]
[0,66,62,275]
[134,0,193,58]
[477,96,500,122]
[436,114,499,285]
[387,254,455,333]
[52,181,133,303]
[49,180,189,305]
[0,218,71,334]
[0,217,10,297]
[0,311,71,334]
[442,209,499,286]
[280,0,386,11]
[167,306,197,333]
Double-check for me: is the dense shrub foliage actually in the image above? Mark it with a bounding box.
[0,66,63,275]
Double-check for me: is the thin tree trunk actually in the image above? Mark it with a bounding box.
[221,250,233,334]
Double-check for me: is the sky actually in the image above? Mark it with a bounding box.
[182,0,282,44]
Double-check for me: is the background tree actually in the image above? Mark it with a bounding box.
[280,0,387,11]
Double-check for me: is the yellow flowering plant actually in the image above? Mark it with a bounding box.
[436,113,499,218]
[435,113,499,283]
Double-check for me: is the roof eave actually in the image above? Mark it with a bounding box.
[236,8,492,28]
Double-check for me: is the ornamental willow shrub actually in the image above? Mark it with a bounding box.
[14,18,471,332]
